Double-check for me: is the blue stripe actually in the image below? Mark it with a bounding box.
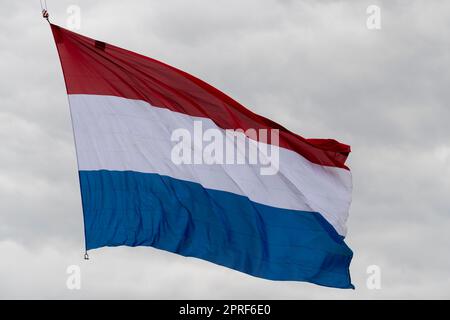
[79,170,354,289]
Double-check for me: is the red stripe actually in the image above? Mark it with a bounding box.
[51,24,350,169]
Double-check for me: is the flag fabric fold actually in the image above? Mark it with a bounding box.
[51,24,354,289]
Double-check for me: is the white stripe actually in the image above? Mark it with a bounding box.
[68,94,352,236]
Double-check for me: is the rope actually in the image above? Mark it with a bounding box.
[40,0,50,22]
[39,0,47,11]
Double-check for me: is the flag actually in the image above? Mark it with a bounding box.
[51,24,354,288]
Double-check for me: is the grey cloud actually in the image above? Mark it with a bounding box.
[0,0,449,298]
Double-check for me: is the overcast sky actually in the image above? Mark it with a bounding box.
[0,0,449,299]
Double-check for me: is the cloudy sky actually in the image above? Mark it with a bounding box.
[1,0,449,299]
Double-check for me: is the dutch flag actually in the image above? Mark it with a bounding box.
[51,24,354,289]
